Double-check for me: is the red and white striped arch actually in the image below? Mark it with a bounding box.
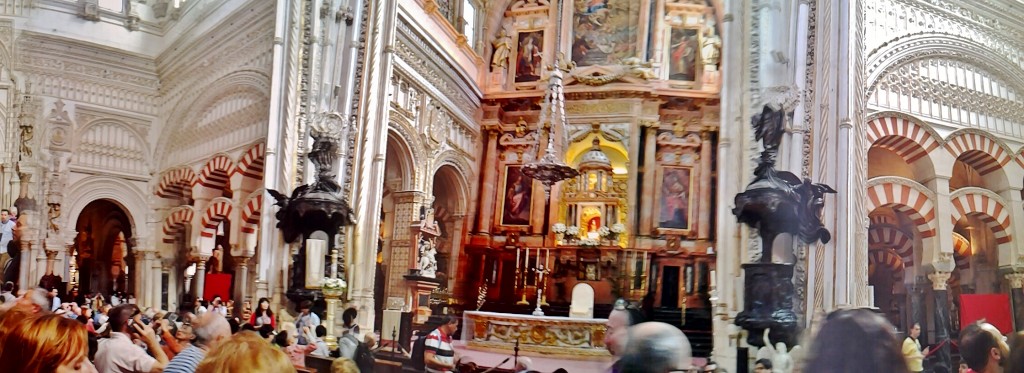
[868,249,904,276]
[200,198,233,238]
[156,167,197,199]
[1015,149,1024,170]
[196,155,236,190]
[236,142,266,180]
[952,232,971,270]
[869,214,896,226]
[944,132,1011,175]
[162,206,195,243]
[950,192,1012,245]
[867,116,940,163]
[868,224,914,267]
[867,182,937,238]
[240,193,263,234]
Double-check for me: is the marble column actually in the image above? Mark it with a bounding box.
[1007,272,1024,332]
[147,251,161,310]
[929,271,953,372]
[236,256,251,304]
[195,259,208,300]
[639,124,659,235]
[150,252,162,309]
[476,127,500,234]
[164,261,176,312]
[347,0,400,333]
[909,281,928,344]
[698,128,714,240]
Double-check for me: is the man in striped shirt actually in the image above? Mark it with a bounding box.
[424,315,460,373]
[164,311,232,373]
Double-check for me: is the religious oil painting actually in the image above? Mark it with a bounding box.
[668,27,700,82]
[656,166,694,232]
[515,31,544,83]
[500,165,534,226]
[571,0,644,67]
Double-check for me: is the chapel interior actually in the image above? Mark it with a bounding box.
[3,0,1024,371]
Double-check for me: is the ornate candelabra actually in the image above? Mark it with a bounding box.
[520,0,578,195]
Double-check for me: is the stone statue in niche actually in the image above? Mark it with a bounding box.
[47,203,60,233]
[19,119,33,158]
[491,29,514,71]
[701,25,722,69]
[418,236,437,278]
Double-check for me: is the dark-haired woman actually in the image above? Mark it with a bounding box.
[249,297,276,329]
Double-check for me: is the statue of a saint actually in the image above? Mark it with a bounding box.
[491,29,514,71]
[418,236,437,278]
[701,26,722,69]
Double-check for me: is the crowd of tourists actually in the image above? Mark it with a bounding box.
[600,299,1024,373]
[0,284,374,373]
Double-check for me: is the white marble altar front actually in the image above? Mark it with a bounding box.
[461,311,612,359]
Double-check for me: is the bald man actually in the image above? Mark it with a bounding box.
[164,311,232,373]
[617,322,693,373]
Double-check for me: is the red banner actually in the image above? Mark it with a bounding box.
[203,273,233,302]
[960,294,1012,334]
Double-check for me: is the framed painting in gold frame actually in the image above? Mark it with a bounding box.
[664,26,701,83]
[498,165,534,227]
[654,166,695,235]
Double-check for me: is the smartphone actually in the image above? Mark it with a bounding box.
[128,320,142,335]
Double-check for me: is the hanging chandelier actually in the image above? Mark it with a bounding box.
[520,0,578,197]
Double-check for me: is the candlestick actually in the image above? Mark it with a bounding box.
[710,269,717,288]
[515,247,521,289]
[546,248,551,272]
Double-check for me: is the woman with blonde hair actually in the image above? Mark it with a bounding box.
[331,357,360,373]
[0,310,97,372]
[196,330,294,372]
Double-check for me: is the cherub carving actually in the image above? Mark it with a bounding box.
[756,328,801,373]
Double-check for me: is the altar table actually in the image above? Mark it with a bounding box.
[461,311,612,360]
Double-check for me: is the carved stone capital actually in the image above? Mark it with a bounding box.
[928,271,952,291]
[1007,273,1024,289]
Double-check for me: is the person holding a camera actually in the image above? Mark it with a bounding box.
[94,304,169,373]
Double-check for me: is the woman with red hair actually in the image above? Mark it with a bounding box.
[0,309,97,372]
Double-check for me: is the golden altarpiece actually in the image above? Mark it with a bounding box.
[458,0,722,358]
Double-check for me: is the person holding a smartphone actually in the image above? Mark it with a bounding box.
[94,304,169,373]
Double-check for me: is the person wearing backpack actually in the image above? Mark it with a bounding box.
[354,333,377,373]
[337,308,361,359]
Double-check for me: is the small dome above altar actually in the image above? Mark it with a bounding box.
[578,138,612,171]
